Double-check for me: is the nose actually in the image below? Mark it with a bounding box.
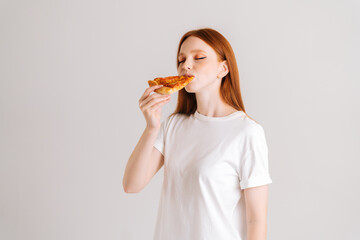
[182,59,192,71]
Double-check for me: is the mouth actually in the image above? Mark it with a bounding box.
[183,74,194,77]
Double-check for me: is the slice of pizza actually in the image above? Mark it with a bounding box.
[148,75,195,95]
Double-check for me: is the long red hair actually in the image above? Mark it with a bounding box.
[169,27,257,123]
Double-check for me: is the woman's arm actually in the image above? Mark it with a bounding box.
[123,126,161,193]
[244,184,270,240]
[123,85,170,193]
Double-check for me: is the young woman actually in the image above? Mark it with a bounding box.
[123,28,273,240]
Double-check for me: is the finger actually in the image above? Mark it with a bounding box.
[141,91,170,106]
[143,95,170,109]
[139,85,164,102]
[140,92,169,108]
[141,94,170,109]
[149,97,171,111]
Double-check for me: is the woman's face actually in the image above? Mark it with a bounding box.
[177,36,228,93]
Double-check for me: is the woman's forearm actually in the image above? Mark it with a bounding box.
[123,126,160,193]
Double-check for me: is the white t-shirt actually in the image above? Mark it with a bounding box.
[152,110,272,240]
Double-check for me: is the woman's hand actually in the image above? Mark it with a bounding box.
[139,85,171,130]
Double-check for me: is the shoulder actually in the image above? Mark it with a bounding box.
[161,112,187,129]
[238,116,268,148]
[166,112,192,123]
[165,112,182,123]
[240,114,266,136]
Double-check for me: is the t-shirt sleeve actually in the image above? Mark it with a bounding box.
[153,118,166,155]
[239,124,273,189]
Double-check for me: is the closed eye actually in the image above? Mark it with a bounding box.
[178,57,206,64]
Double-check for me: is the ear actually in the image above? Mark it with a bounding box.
[218,60,229,78]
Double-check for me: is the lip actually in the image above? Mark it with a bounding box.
[183,73,194,77]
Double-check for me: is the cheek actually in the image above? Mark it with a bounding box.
[200,63,218,78]
[196,61,212,73]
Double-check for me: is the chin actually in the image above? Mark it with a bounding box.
[184,84,196,93]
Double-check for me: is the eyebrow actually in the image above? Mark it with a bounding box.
[178,49,207,56]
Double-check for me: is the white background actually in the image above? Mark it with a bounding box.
[0,0,359,239]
